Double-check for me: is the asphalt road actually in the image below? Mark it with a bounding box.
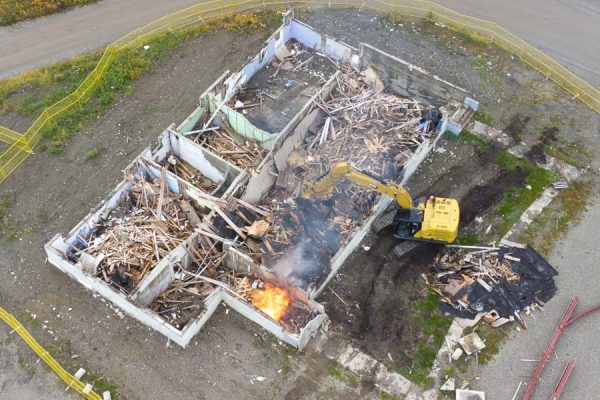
[1,0,600,87]
[0,0,203,78]
[435,0,600,87]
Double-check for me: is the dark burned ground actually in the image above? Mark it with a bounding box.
[320,137,526,371]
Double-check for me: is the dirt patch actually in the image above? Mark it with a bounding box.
[525,143,547,164]
[504,114,530,142]
[540,126,559,143]
[321,236,441,367]
[428,164,528,225]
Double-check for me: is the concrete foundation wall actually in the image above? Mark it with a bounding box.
[45,238,192,347]
[130,243,190,306]
[359,44,467,106]
[147,128,246,198]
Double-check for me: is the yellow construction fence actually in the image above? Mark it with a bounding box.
[0,305,103,399]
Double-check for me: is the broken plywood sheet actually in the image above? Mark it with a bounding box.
[458,332,486,355]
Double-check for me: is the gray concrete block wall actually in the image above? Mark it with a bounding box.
[360,44,467,106]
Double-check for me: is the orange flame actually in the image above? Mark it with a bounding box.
[250,283,290,321]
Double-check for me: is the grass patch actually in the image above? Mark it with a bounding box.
[397,289,452,386]
[495,151,557,235]
[329,364,360,388]
[44,338,121,398]
[545,141,590,169]
[0,0,99,26]
[0,10,282,153]
[280,344,294,375]
[380,391,404,400]
[84,146,104,160]
[520,180,591,256]
[261,332,296,375]
[455,233,480,245]
[463,323,506,365]
[0,194,18,241]
[473,109,493,125]
[452,129,490,153]
[84,370,119,397]
[469,56,487,71]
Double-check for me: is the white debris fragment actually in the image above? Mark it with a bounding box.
[456,388,486,400]
[441,377,455,391]
[452,348,464,360]
[458,333,486,355]
[143,45,150,50]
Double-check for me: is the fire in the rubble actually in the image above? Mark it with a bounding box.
[250,283,290,321]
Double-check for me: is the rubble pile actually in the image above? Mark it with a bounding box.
[150,234,316,332]
[429,243,558,328]
[77,172,213,292]
[206,68,437,290]
[304,66,430,177]
[193,114,267,169]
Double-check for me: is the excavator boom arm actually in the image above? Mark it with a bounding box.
[303,162,414,209]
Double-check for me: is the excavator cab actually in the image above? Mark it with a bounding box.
[410,197,459,243]
[394,208,423,239]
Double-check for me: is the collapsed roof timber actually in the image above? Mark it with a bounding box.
[45,11,477,349]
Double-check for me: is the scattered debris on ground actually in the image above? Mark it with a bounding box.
[427,240,558,329]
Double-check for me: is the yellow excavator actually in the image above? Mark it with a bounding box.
[303,162,460,254]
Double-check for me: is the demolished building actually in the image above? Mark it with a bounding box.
[45,11,476,349]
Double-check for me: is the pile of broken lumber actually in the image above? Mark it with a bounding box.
[80,172,209,291]
[306,65,427,177]
[427,242,558,328]
[189,100,267,170]
[149,235,234,329]
[202,130,265,169]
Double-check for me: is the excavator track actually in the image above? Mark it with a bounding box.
[391,240,421,258]
[372,209,396,234]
